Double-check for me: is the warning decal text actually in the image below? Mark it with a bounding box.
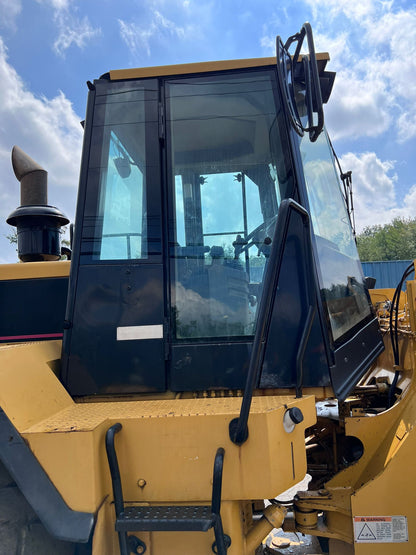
[354,516,408,543]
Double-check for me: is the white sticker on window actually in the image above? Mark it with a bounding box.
[354,516,408,543]
[117,325,163,341]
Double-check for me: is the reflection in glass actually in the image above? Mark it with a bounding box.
[167,71,293,340]
[81,82,160,261]
[99,131,146,260]
[300,130,371,342]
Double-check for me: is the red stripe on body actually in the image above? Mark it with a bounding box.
[0,333,63,341]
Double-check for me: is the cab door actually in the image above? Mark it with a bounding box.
[165,69,297,390]
[62,78,166,395]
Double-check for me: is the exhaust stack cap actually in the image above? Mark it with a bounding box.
[12,145,48,206]
[6,146,69,262]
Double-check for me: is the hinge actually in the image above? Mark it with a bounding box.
[158,102,165,141]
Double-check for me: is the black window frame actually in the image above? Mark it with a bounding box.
[78,77,163,265]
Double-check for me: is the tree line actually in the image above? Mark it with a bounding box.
[357,218,416,262]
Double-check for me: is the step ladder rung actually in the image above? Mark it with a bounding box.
[105,423,228,555]
[116,504,214,532]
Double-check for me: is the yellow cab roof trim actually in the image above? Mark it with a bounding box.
[0,260,70,281]
[109,53,330,81]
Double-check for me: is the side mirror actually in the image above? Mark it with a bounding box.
[276,22,325,142]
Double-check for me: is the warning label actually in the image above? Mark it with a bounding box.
[354,516,408,543]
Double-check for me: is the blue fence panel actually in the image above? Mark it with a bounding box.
[361,260,413,289]
[252,260,413,290]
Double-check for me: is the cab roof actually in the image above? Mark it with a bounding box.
[107,53,330,81]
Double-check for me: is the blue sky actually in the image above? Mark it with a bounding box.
[0,0,415,263]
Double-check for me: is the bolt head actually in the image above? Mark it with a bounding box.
[318,489,330,496]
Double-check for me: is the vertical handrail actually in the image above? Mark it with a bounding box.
[229,199,316,445]
[211,447,225,515]
[210,447,228,555]
[105,423,124,516]
[105,423,130,555]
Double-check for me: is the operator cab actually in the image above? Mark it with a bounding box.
[61,33,383,399]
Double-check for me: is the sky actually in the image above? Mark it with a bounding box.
[0,0,415,263]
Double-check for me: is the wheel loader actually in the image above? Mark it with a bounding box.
[0,22,413,555]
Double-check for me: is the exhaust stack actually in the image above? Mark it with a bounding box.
[6,146,69,262]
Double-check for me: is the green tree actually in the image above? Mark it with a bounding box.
[357,218,416,261]
[6,227,17,245]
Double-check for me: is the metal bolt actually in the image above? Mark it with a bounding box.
[137,479,146,488]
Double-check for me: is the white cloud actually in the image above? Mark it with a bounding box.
[399,185,416,218]
[259,9,290,55]
[261,25,351,61]
[53,14,100,56]
[155,10,186,38]
[0,37,82,263]
[35,0,69,11]
[260,33,274,52]
[47,0,69,8]
[311,31,352,66]
[296,2,416,144]
[337,151,416,233]
[303,0,376,22]
[299,24,394,143]
[0,0,22,29]
[259,23,392,142]
[36,0,101,56]
[364,8,416,141]
[325,69,392,141]
[397,112,416,143]
[118,19,153,58]
[118,10,189,58]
